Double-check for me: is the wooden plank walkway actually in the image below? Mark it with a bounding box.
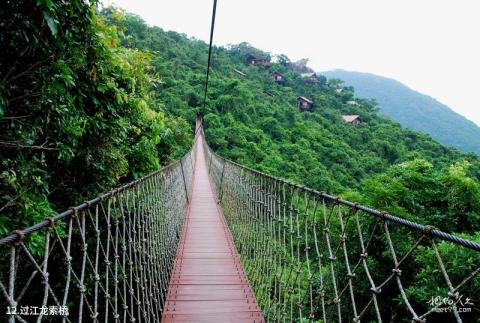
[162,136,264,322]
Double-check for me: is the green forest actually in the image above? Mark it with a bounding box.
[2,0,480,257]
[1,2,479,321]
[103,10,480,237]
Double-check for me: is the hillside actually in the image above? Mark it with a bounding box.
[106,10,480,238]
[322,69,480,154]
[2,5,480,241]
[107,12,480,191]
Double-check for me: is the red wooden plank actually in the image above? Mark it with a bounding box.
[163,312,264,323]
[161,137,263,322]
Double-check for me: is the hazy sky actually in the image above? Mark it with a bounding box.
[109,0,480,126]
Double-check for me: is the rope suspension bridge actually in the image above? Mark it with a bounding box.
[1,1,480,322]
[0,119,479,322]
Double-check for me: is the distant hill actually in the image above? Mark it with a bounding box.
[322,70,480,154]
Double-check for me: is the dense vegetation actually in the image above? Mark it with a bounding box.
[0,3,479,321]
[107,10,480,234]
[2,1,478,250]
[0,1,191,235]
[323,69,480,154]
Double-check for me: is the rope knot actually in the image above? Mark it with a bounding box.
[379,211,387,220]
[360,252,368,259]
[422,225,436,236]
[69,207,78,217]
[11,230,25,242]
[448,291,460,300]
[392,268,402,276]
[370,287,381,294]
[46,217,55,228]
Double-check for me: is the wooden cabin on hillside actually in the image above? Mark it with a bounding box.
[297,96,313,111]
[342,115,361,125]
[246,54,271,67]
[300,72,320,84]
[272,71,286,85]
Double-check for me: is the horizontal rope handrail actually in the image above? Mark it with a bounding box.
[0,138,198,322]
[0,158,183,247]
[203,133,480,322]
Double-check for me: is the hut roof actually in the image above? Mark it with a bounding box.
[300,72,317,78]
[298,96,313,104]
[247,54,269,61]
[342,115,361,123]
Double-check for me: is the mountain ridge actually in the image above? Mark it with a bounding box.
[321,69,480,154]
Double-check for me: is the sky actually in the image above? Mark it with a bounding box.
[108,0,480,126]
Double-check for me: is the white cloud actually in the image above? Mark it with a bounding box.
[109,0,480,126]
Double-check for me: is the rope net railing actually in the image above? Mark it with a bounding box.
[0,143,197,322]
[203,138,480,323]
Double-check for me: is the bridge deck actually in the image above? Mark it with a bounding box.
[162,137,263,322]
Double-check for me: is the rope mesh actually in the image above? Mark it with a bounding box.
[0,145,197,322]
[204,139,480,322]
[1,128,480,322]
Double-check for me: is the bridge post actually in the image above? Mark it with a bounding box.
[190,151,194,173]
[218,158,226,203]
[208,152,213,174]
[180,158,189,204]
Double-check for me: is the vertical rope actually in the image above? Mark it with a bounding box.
[201,142,480,322]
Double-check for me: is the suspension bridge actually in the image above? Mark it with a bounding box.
[0,118,479,322]
[1,1,480,321]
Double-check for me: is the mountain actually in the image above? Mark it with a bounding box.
[101,11,480,193]
[322,69,480,154]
